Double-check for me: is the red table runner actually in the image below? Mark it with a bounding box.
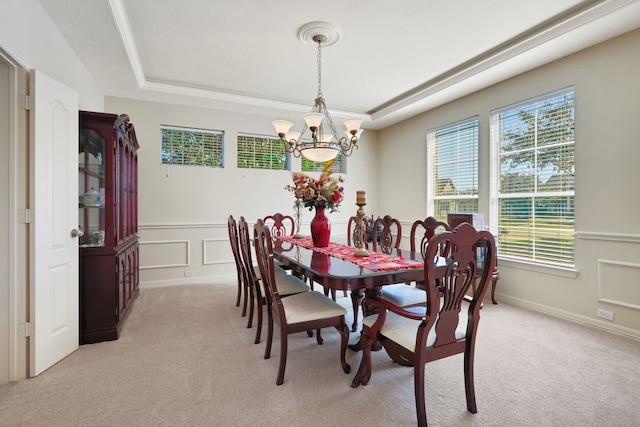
[279,235,423,272]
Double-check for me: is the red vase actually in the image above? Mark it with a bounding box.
[310,205,331,247]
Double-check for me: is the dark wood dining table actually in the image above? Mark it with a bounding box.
[272,238,426,297]
[272,237,432,384]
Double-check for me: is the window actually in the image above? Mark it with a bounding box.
[301,152,347,173]
[490,88,575,266]
[237,133,290,170]
[161,125,224,167]
[427,118,479,223]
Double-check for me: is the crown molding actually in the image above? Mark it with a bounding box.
[108,0,639,129]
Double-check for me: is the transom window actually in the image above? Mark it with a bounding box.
[490,88,575,266]
[427,118,479,223]
[161,125,224,167]
[237,133,290,170]
[301,152,347,173]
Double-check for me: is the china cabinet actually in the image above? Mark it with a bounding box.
[78,111,139,344]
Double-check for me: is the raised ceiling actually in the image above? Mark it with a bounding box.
[39,0,640,129]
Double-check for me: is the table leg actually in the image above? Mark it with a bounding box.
[348,287,383,352]
[491,269,499,304]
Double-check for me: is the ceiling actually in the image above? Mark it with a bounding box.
[39,0,640,129]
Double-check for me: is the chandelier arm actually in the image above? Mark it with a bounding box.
[338,136,358,157]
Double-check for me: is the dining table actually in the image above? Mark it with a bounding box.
[273,235,426,290]
[272,235,432,347]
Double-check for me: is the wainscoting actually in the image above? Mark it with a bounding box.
[138,219,349,288]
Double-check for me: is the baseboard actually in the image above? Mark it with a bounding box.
[140,274,236,289]
[497,293,640,340]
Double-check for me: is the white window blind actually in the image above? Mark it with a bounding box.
[427,118,479,222]
[301,152,347,174]
[490,88,575,266]
[161,125,224,167]
[237,133,290,170]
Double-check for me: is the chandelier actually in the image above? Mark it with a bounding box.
[273,23,363,163]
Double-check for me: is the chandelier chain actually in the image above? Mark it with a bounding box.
[316,40,322,98]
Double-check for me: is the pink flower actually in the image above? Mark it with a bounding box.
[285,162,345,213]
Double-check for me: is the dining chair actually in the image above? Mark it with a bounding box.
[254,218,351,385]
[263,212,295,246]
[345,215,404,331]
[372,215,402,254]
[263,212,297,272]
[227,215,248,315]
[378,217,451,309]
[353,222,496,427]
[238,217,310,344]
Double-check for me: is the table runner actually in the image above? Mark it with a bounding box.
[279,235,423,272]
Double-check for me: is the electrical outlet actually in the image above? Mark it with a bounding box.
[184,270,195,277]
[597,308,614,321]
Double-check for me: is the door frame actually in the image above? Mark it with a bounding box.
[0,46,29,383]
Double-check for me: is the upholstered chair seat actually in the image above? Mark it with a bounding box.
[380,284,427,307]
[363,301,469,352]
[282,291,347,324]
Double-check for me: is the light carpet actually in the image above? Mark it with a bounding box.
[1,282,639,427]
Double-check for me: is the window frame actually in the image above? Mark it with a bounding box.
[489,87,575,267]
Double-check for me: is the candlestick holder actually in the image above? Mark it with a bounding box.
[293,198,303,239]
[353,202,369,257]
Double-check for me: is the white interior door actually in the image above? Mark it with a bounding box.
[29,70,79,376]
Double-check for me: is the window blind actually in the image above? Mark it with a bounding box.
[301,152,346,173]
[237,133,290,170]
[428,118,479,222]
[161,125,224,168]
[491,88,575,266]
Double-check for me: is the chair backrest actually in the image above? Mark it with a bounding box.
[238,216,259,288]
[263,213,295,239]
[410,216,451,258]
[227,215,245,285]
[254,219,281,310]
[422,222,496,351]
[347,216,370,249]
[372,215,402,254]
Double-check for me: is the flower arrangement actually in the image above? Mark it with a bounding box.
[286,160,345,213]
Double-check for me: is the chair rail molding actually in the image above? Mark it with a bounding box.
[576,231,640,243]
[140,222,225,230]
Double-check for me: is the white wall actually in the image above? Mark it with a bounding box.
[105,96,379,287]
[378,29,640,338]
[0,0,103,111]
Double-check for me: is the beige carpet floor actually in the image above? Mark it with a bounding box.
[1,282,639,427]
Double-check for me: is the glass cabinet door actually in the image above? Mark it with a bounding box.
[78,127,106,247]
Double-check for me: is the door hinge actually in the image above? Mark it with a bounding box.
[18,94,34,110]
[19,322,34,337]
[17,208,33,224]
